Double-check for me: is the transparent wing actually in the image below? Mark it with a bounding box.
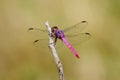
[28,27,63,48]
[27,27,48,39]
[33,38,63,48]
[65,33,91,46]
[28,27,49,48]
[63,21,88,35]
[32,38,49,47]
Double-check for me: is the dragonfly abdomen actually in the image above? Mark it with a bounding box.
[61,37,80,58]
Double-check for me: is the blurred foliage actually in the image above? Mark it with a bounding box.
[0,0,120,80]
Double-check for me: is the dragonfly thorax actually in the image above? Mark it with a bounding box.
[54,30,65,39]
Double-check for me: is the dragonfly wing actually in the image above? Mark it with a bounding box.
[32,37,63,48]
[63,21,88,35]
[32,38,49,47]
[28,28,47,32]
[28,27,48,39]
[28,28,63,48]
[65,33,91,46]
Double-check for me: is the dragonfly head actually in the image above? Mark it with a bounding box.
[51,26,58,33]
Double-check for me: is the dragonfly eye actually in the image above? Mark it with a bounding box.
[51,26,58,33]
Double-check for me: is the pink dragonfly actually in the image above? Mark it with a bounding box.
[28,21,91,58]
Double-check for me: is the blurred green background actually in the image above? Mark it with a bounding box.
[0,0,120,80]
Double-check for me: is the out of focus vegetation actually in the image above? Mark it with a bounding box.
[0,0,120,80]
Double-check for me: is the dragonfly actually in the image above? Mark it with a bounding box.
[28,21,91,58]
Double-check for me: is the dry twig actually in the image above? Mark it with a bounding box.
[45,21,64,80]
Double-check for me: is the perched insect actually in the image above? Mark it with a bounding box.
[28,21,91,58]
